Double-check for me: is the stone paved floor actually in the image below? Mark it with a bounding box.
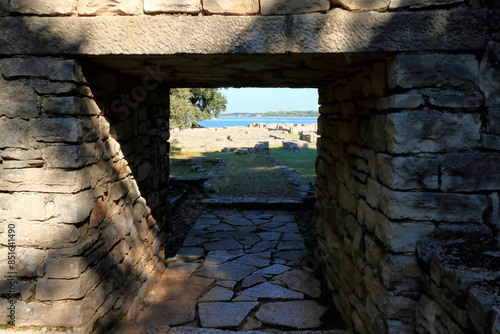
[116,209,350,334]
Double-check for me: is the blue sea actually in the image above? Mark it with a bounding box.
[197,117,318,128]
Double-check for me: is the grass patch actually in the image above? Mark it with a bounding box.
[269,147,317,183]
[170,147,301,198]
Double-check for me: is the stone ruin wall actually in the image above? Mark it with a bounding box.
[0,0,498,333]
[316,48,500,333]
[0,58,170,333]
[170,123,317,152]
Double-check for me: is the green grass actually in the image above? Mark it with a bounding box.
[269,147,317,183]
[170,147,303,198]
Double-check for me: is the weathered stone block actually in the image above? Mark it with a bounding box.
[441,152,500,191]
[0,248,46,277]
[480,42,500,107]
[0,220,79,247]
[261,0,329,15]
[380,254,421,291]
[0,0,8,15]
[376,93,424,110]
[386,111,481,154]
[45,257,87,279]
[377,154,439,190]
[204,0,258,14]
[389,0,463,9]
[36,267,99,301]
[428,92,483,110]
[43,143,98,168]
[389,54,479,89]
[10,0,77,15]
[78,0,143,15]
[0,57,77,81]
[332,0,389,11]
[41,97,101,116]
[17,287,105,327]
[0,117,31,149]
[0,168,92,193]
[31,117,100,143]
[54,191,95,224]
[380,187,488,223]
[375,218,434,252]
[0,77,38,119]
[144,0,200,13]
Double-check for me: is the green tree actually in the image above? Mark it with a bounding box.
[170,88,227,129]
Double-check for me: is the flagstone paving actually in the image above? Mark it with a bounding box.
[123,209,350,333]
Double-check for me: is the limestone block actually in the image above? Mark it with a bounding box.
[0,248,45,277]
[0,77,38,119]
[41,97,101,116]
[441,152,500,192]
[488,108,500,135]
[0,221,79,248]
[17,287,105,327]
[376,154,439,190]
[34,81,76,95]
[36,266,99,300]
[375,218,434,252]
[480,42,500,107]
[78,0,143,15]
[386,111,481,154]
[0,193,53,221]
[43,143,98,168]
[332,0,389,11]
[204,0,259,14]
[375,93,424,110]
[380,254,421,291]
[10,0,77,15]
[144,0,201,13]
[31,117,100,143]
[263,0,330,14]
[428,92,483,110]
[45,257,87,279]
[389,0,463,9]
[0,117,31,149]
[0,57,77,81]
[54,191,95,224]
[380,187,488,223]
[0,168,92,193]
[389,54,479,89]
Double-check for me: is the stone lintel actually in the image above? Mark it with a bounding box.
[0,9,486,56]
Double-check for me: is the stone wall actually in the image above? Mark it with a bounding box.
[315,48,500,333]
[0,57,169,333]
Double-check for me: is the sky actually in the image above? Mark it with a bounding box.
[221,88,319,114]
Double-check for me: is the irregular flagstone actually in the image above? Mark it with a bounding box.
[235,234,261,248]
[204,238,243,251]
[188,228,211,236]
[255,300,327,329]
[248,240,277,253]
[164,262,201,278]
[187,276,215,287]
[282,233,303,241]
[275,250,304,261]
[199,302,259,328]
[183,236,209,247]
[224,217,254,226]
[241,317,263,331]
[170,247,205,262]
[274,224,300,233]
[272,214,296,222]
[272,269,322,298]
[277,241,306,250]
[207,223,236,231]
[258,232,282,240]
[193,218,221,229]
[217,281,237,289]
[200,286,234,302]
[137,300,196,326]
[231,252,271,268]
[235,282,304,301]
[260,221,285,229]
[234,225,258,232]
[197,262,257,281]
[205,250,244,265]
[147,278,205,302]
[242,274,267,288]
[254,264,291,276]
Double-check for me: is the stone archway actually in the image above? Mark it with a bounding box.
[0,2,498,333]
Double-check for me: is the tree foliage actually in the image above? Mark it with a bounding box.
[170,88,227,129]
